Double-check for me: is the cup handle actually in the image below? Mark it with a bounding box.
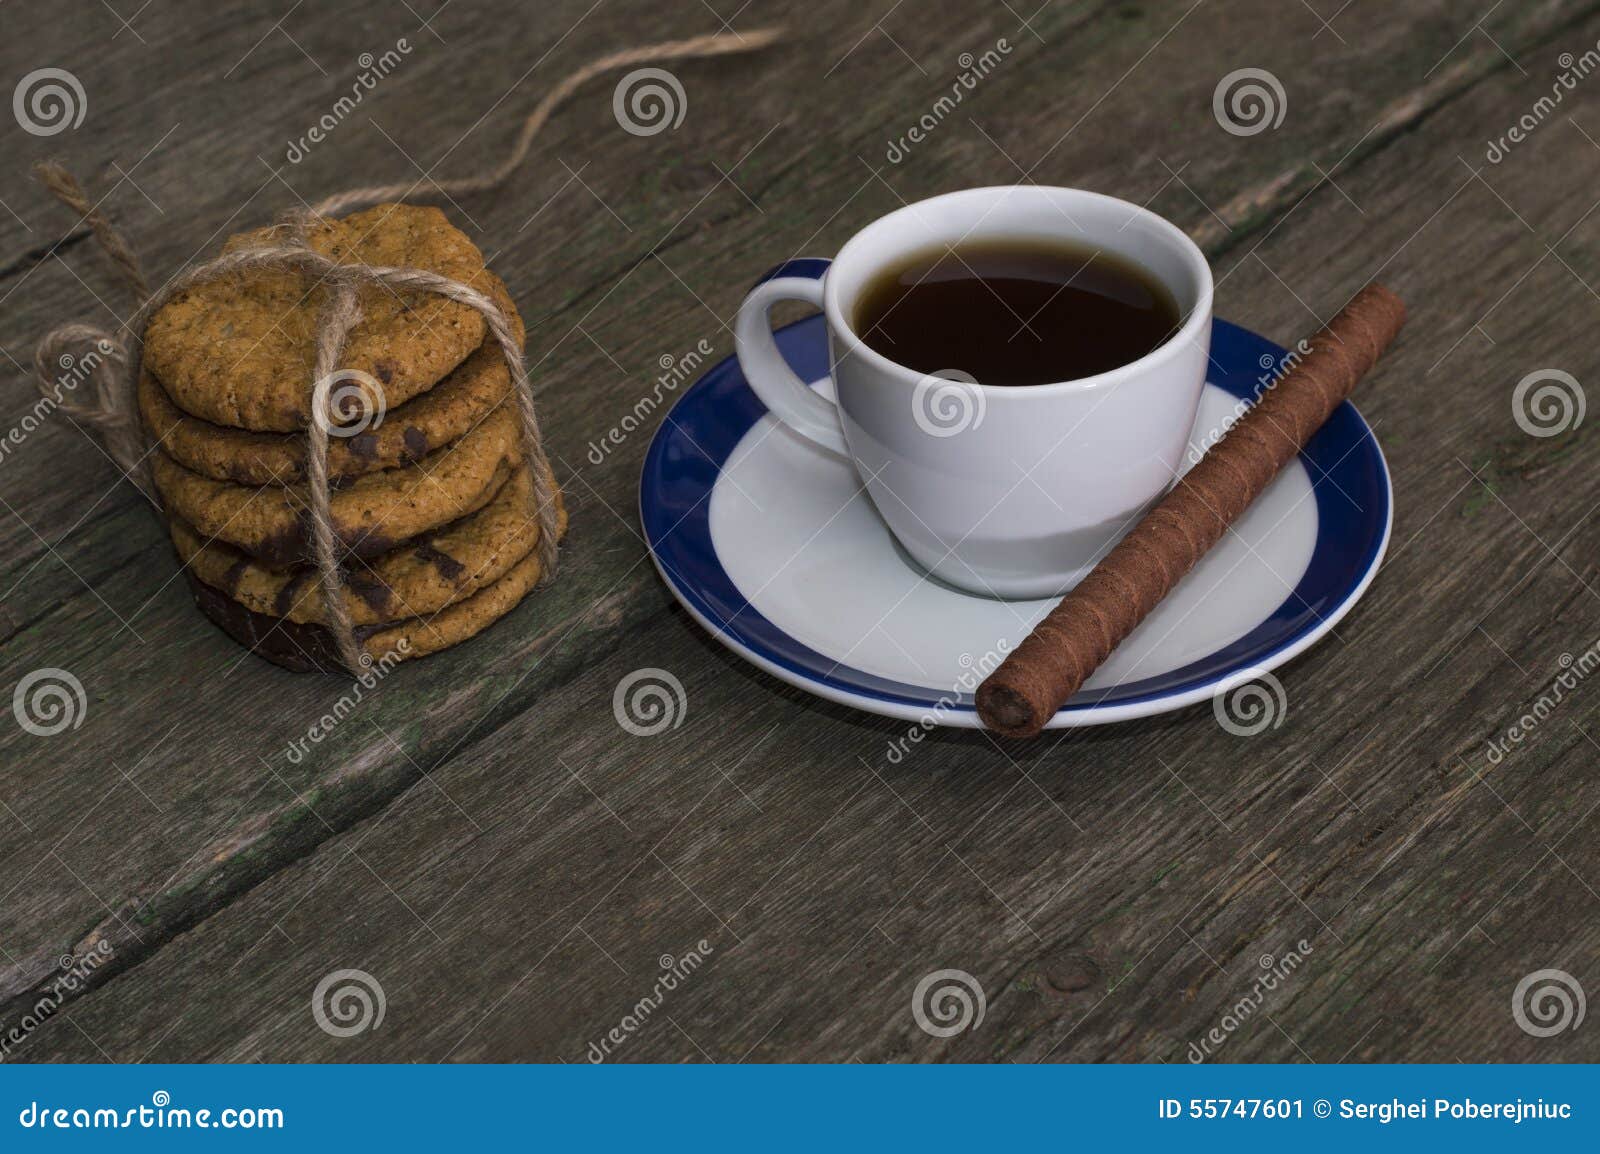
[734,259,848,455]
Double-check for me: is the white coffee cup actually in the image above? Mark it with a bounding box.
[734,185,1213,599]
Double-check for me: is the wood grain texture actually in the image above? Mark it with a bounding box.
[1,0,1598,1062]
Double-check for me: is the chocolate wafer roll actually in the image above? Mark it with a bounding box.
[976,283,1407,737]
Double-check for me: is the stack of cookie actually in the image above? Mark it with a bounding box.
[138,204,564,672]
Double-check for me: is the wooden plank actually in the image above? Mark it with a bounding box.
[0,0,723,1011]
[6,0,1599,1061]
[12,0,1527,1014]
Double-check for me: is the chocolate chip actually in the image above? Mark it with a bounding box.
[222,555,251,595]
[346,575,393,614]
[273,568,312,617]
[413,540,466,583]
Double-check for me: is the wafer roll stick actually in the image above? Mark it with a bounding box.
[975,284,1407,737]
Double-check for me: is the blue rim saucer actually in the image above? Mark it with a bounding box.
[640,275,1391,729]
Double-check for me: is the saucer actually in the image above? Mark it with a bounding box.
[640,313,1391,729]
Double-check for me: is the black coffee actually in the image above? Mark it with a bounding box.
[852,240,1182,386]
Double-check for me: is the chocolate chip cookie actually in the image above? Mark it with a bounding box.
[152,401,524,564]
[185,542,557,672]
[139,273,524,485]
[171,463,563,626]
[145,204,493,431]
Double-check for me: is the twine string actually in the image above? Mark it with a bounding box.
[30,28,781,672]
[309,28,780,217]
[32,160,150,302]
[298,215,367,673]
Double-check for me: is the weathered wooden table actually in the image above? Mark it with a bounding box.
[2,0,1597,1063]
